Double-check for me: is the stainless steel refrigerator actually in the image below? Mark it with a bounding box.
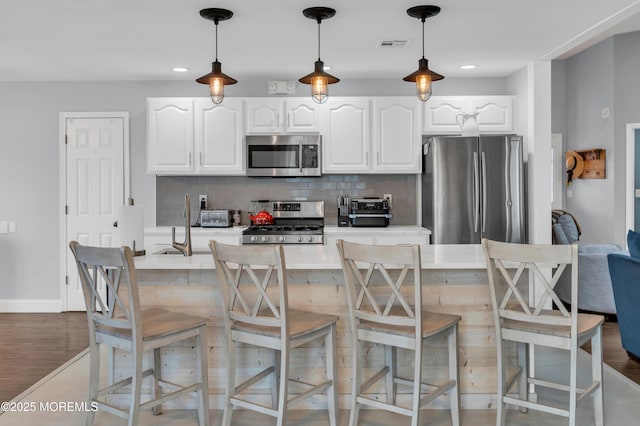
[422,135,526,244]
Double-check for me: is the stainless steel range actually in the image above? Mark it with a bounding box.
[243,200,324,245]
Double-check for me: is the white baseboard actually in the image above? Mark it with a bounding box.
[0,299,63,313]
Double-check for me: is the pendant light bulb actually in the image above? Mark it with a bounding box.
[311,76,329,104]
[416,74,432,102]
[210,77,224,104]
[299,7,339,104]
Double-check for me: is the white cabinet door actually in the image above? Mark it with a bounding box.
[285,99,322,132]
[422,96,467,134]
[423,95,514,134]
[245,98,322,133]
[468,96,513,133]
[195,98,244,175]
[323,98,371,173]
[373,97,421,173]
[147,98,194,173]
[245,98,282,133]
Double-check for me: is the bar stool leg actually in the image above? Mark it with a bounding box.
[386,346,397,405]
[410,339,423,426]
[152,348,162,415]
[326,324,338,426]
[272,349,281,409]
[222,334,235,426]
[349,339,362,426]
[276,347,290,426]
[448,325,461,426]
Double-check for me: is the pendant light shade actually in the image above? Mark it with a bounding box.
[299,7,339,104]
[403,5,444,102]
[196,8,237,104]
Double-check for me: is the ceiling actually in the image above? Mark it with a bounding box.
[2,0,640,83]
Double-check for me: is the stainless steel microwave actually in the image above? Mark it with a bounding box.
[246,134,321,177]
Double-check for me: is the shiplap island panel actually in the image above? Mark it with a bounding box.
[123,235,511,410]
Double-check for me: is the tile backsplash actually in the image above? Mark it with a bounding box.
[156,175,417,226]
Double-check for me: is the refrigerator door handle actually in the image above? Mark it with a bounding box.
[505,140,513,242]
[481,151,487,233]
[473,152,480,233]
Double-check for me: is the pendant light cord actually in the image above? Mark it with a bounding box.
[317,21,321,60]
[421,18,425,59]
[215,21,219,61]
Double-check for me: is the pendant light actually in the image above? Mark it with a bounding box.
[403,5,444,102]
[196,8,237,104]
[299,7,339,104]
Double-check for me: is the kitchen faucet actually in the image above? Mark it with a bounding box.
[172,193,192,256]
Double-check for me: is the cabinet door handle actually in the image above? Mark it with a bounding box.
[377,151,381,166]
[287,113,290,129]
[199,152,203,166]
[276,113,280,129]
[366,152,369,166]
[189,152,192,167]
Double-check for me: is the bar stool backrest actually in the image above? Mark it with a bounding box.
[210,241,288,334]
[336,239,422,330]
[69,241,141,340]
[482,239,579,334]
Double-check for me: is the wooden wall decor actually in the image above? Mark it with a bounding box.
[577,148,606,179]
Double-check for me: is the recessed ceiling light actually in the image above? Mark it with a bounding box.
[460,64,477,70]
[172,67,189,72]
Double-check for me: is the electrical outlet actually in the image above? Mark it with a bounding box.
[199,194,207,209]
[384,193,392,207]
[8,221,16,233]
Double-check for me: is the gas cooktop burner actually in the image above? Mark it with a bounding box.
[243,200,325,245]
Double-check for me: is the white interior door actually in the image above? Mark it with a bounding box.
[64,115,127,311]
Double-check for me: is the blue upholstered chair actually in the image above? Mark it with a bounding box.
[552,210,625,314]
[607,252,640,361]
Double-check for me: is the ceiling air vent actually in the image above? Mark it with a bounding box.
[378,40,408,48]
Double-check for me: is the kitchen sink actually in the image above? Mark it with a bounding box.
[154,248,211,255]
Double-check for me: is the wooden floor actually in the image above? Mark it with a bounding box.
[0,312,89,403]
[0,313,639,405]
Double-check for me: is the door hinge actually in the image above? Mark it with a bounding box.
[65,275,69,285]
[65,205,69,215]
[64,134,68,145]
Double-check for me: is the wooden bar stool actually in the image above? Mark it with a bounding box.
[482,238,604,426]
[336,239,461,426]
[209,241,339,426]
[69,241,210,426]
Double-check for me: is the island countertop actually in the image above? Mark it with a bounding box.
[134,243,485,270]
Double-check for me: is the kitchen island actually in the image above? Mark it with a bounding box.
[121,228,503,411]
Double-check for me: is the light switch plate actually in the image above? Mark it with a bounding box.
[8,222,16,233]
[635,189,640,198]
[0,221,7,234]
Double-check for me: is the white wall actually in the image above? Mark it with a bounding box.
[614,31,640,244]
[0,76,512,310]
[556,31,640,247]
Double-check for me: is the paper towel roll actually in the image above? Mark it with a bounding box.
[115,205,144,254]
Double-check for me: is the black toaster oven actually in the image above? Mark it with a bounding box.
[349,198,392,227]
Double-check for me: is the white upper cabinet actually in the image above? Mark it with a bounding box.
[147,98,194,174]
[468,96,513,133]
[194,98,244,175]
[423,95,514,134]
[245,98,322,133]
[372,97,421,173]
[147,97,244,175]
[323,97,421,174]
[322,98,371,173]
